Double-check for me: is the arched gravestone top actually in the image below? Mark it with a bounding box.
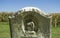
[16,7,48,18]
[9,7,50,38]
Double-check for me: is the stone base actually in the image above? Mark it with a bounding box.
[21,36,37,38]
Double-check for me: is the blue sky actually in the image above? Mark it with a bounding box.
[0,0,60,13]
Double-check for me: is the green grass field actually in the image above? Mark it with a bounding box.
[0,22,10,38]
[52,27,60,38]
[0,22,60,38]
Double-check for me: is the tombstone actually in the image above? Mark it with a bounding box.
[9,7,51,38]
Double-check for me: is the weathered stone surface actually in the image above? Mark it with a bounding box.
[9,7,50,38]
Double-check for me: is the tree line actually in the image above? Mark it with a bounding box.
[0,12,14,22]
[50,13,60,27]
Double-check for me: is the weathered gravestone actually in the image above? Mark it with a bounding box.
[9,7,51,38]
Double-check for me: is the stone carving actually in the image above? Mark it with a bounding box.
[9,7,50,38]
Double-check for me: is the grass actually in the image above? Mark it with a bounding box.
[0,22,60,38]
[52,27,60,38]
[0,22,10,38]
